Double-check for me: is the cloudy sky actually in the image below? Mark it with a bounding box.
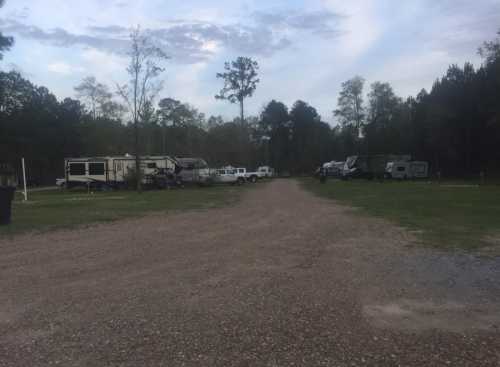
[1,0,499,123]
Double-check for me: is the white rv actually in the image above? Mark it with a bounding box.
[64,155,177,189]
[385,161,429,179]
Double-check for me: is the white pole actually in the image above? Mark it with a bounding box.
[21,158,28,201]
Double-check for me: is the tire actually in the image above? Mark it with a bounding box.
[237,177,245,185]
[249,175,257,183]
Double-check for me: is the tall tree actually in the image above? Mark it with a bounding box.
[479,30,500,66]
[74,76,113,120]
[0,0,13,60]
[158,98,193,127]
[334,76,365,137]
[215,56,259,124]
[289,100,329,173]
[117,26,168,191]
[367,82,401,126]
[259,100,291,173]
[157,98,205,155]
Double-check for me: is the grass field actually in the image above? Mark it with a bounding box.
[0,184,250,237]
[302,178,500,250]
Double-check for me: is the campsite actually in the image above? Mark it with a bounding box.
[1,0,500,365]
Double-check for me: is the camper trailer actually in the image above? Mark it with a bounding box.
[385,161,429,179]
[64,155,177,189]
[342,155,412,179]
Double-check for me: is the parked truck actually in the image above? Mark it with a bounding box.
[234,168,264,183]
[257,166,275,178]
[214,167,243,185]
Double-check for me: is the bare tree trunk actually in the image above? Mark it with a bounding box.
[134,118,142,192]
[240,99,244,124]
[133,54,142,193]
[162,125,167,155]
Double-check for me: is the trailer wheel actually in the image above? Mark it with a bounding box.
[237,177,245,185]
[249,175,257,183]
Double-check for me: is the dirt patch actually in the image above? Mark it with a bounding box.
[1,179,499,366]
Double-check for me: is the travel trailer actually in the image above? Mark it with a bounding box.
[64,155,177,189]
[342,155,412,179]
[385,161,429,179]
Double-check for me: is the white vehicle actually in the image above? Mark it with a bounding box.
[175,158,214,186]
[214,168,243,185]
[64,155,177,189]
[322,161,344,178]
[257,166,275,178]
[385,161,429,179]
[235,168,262,183]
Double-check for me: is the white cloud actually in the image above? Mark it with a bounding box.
[47,62,85,75]
[2,0,499,121]
[80,48,128,83]
[163,62,214,111]
[323,0,382,61]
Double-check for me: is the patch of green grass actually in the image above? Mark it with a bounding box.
[301,178,500,250]
[1,184,252,237]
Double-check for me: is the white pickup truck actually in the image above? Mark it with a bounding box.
[234,168,263,183]
[214,168,245,185]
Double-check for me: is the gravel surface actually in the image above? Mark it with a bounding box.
[1,179,499,366]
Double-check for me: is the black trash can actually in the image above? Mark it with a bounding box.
[0,162,16,225]
[0,187,15,225]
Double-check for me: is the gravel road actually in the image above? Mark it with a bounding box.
[1,179,499,366]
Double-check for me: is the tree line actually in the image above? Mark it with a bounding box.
[1,2,499,184]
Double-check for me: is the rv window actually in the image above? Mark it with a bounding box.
[89,162,105,175]
[69,163,86,176]
[147,162,157,169]
[397,166,406,172]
